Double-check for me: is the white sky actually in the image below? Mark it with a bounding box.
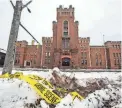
[0,0,121,50]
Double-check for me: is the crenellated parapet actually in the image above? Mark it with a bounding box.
[42,37,53,44]
[79,37,90,44]
[105,41,121,48]
[16,40,28,47]
[57,5,74,19]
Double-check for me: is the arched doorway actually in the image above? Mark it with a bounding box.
[62,57,70,66]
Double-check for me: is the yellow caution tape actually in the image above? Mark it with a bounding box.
[27,74,43,80]
[41,79,54,89]
[0,72,84,104]
[56,87,68,93]
[0,73,9,78]
[22,75,61,104]
[70,92,84,101]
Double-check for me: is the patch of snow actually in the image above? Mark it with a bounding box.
[56,94,73,108]
[40,100,49,108]
[53,67,60,73]
[0,78,38,108]
[75,79,87,87]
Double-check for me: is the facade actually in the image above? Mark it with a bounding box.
[15,40,42,68]
[15,5,121,69]
[105,41,121,69]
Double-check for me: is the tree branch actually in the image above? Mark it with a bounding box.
[22,0,32,9]
[10,0,15,9]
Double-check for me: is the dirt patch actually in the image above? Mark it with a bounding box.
[49,70,108,98]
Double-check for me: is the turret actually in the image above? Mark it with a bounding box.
[57,5,74,20]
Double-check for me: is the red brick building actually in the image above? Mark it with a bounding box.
[15,5,121,69]
[15,40,41,68]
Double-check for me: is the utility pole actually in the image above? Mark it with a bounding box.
[2,0,32,74]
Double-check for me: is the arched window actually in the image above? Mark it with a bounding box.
[63,21,68,36]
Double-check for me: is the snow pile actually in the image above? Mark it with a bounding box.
[0,68,121,108]
[0,78,38,108]
[55,85,121,108]
[78,85,121,108]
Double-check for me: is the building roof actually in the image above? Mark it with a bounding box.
[90,46,104,48]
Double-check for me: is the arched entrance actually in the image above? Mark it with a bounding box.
[62,57,70,66]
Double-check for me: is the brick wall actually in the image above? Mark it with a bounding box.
[90,46,106,69]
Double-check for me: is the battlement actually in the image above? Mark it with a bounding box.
[57,5,74,18]
[16,40,28,47]
[105,41,121,45]
[104,41,121,48]
[79,37,90,43]
[42,37,53,44]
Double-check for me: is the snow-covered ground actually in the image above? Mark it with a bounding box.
[0,68,121,108]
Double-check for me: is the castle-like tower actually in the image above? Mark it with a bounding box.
[52,5,80,68]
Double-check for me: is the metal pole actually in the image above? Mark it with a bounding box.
[2,1,23,74]
[19,23,40,44]
[103,35,108,69]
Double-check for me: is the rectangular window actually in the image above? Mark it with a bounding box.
[81,60,84,64]
[48,59,50,64]
[62,40,65,48]
[45,52,47,56]
[85,60,87,65]
[45,59,50,64]
[114,59,116,65]
[48,47,50,50]
[62,39,69,49]
[81,52,83,57]
[119,53,121,57]
[100,60,102,66]
[113,53,115,57]
[118,59,120,64]
[64,27,68,30]
[116,53,118,57]
[48,52,50,56]
[96,59,98,66]
[34,60,36,64]
[63,32,68,36]
[65,39,69,48]
[45,59,47,64]
[84,52,87,58]
[18,59,20,64]
[96,54,98,59]
[26,61,30,66]
[81,52,87,58]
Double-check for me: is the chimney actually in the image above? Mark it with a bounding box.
[31,40,35,45]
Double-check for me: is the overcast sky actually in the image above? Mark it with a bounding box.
[0,0,121,50]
